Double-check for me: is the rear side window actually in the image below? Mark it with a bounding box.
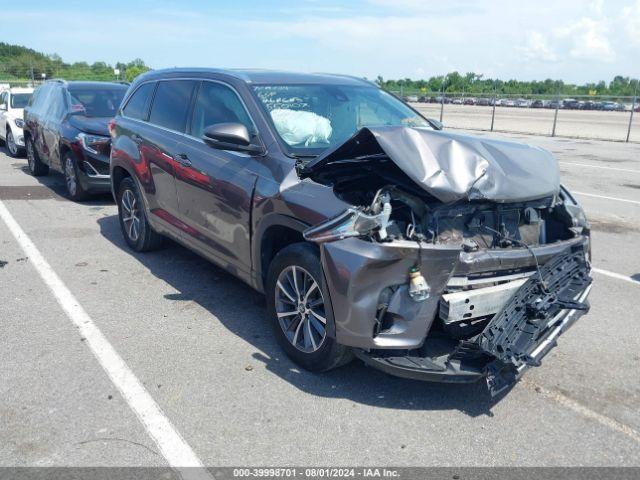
[123,82,155,120]
[190,81,254,139]
[46,87,67,121]
[31,84,52,115]
[148,80,197,133]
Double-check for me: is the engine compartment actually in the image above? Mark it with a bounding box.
[305,156,583,248]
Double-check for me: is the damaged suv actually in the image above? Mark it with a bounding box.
[110,69,592,395]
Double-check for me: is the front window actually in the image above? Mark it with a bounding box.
[68,86,127,118]
[10,93,32,109]
[253,84,430,155]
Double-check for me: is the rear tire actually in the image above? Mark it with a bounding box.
[266,243,352,372]
[117,176,163,252]
[25,137,49,176]
[63,151,89,201]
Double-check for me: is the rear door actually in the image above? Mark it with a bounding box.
[173,80,259,275]
[42,85,67,171]
[120,79,197,236]
[27,83,52,163]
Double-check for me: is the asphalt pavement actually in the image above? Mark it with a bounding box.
[1,132,639,468]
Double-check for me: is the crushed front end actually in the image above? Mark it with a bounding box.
[301,127,592,395]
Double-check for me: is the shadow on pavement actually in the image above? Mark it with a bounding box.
[97,214,509,417]
[8,159,113,205]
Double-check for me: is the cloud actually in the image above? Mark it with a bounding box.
[590,0,604,15]
[520,31,558,62]
[621,0,640,46]
[556,17,614,61]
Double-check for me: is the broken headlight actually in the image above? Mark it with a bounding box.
[303,208,386,243]
[304,192,393,243]
[560,185,588,231]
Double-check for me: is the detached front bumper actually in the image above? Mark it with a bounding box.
[321,236,591,392]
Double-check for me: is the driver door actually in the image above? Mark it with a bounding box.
[173,80,259,276]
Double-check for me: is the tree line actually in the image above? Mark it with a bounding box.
[376,72,639,97]
[0,42,150,83]
[1,42,637,97]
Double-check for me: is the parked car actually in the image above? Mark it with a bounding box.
[476,98,490,106]
[547,99,562,109]
[405,95,419,103]
[515,98,530,108]
[601,101,618,111]
[0,87,33,157]
[451,97,463,105]
[530,99,544,108]
[562,99,580,109]
[502,99,516,107]
[23,80,128,200]
[109,69,592,395]
[463,97,476,105]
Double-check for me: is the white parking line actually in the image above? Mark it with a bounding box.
[0,200,212,480]
[593,268,640,286]
[572,191,640,205]
[559,161,640,174]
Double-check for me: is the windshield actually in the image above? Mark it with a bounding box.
[10,93,31,109]
[68,86,127,118]
[253,84,430,155]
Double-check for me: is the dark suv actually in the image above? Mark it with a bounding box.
[23,80,128,200]
[110,69,592,395]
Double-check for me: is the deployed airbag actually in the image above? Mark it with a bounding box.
[301,126,560,203]
[270,109,332,146]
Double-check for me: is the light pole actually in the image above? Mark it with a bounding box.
[440,74,448,123]
[114,68,120,81]
[626,79,638,143]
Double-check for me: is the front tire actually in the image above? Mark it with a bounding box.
[266,243,352,372]
[6,129,20,158]
[25,137,49,176]
[117,177,163,252]
[63,151,89,201]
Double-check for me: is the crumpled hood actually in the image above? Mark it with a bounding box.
[302,126,560,203]
[68,115,111,136]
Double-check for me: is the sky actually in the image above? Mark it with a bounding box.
[3,0,640,83]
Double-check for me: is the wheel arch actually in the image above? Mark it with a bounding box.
[255,214,311,292]
[111,165,133,201]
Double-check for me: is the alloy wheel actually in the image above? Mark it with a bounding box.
[64,157,77,196]
[275,265,327,353]
[121,189,141,242]
[7,132,17,156]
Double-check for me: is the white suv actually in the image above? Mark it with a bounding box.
[0,87,34,157]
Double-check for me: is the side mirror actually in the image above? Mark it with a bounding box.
[427,118,443,130]
[202,123,262,154]
[0,104,7,111]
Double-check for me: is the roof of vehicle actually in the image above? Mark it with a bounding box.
[45,80,129,90]
[138,68,375,87]
[5,87,34,94]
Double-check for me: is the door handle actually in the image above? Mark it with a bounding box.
[174,153,192,167]
[131,134,143,144]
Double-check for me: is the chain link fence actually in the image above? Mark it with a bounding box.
[391,91,639,143]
